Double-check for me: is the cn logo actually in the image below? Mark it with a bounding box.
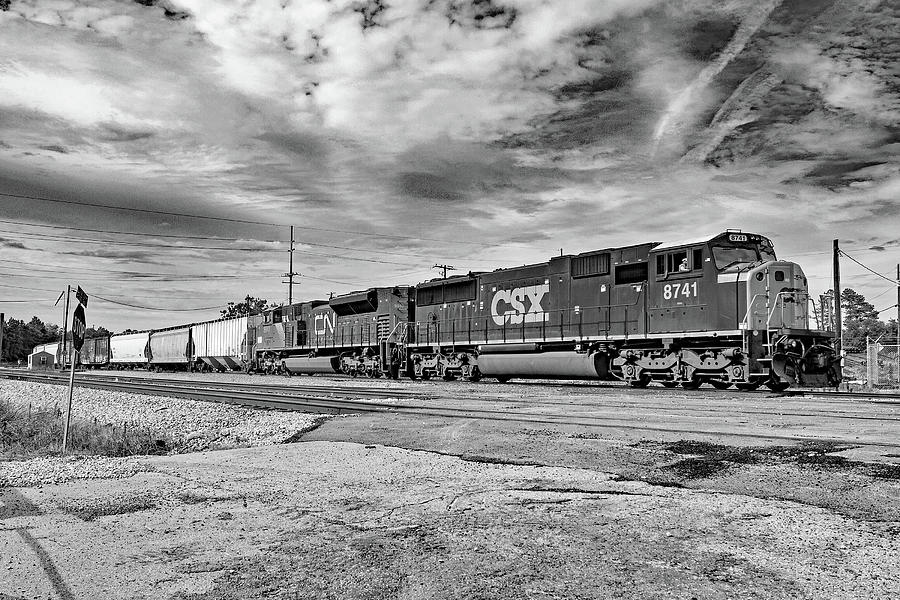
[491,284,549,326]
[314,312,335,335]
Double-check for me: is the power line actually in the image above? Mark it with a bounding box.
[0,229,284,252]
[839,250,898,285]
[0,221,522,264]
[0,191,501,247]
[876,303,898,315]
[89,293,223,312]
[0,218,276,242]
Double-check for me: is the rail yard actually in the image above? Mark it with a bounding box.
[1,369,898,599]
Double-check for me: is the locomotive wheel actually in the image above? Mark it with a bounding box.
[421,371,432,381]
[765,379,790,392]
[629,374,651,388]
[442,372,456,381]
[681,379,702,390]
[710,380,733,390]
[660,381,679,388]
[467,368,482,383]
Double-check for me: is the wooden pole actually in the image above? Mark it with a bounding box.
[62,349,77,454]
[832,240,842,356]
[289,225,294,306]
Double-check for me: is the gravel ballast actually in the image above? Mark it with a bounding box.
[0,379,324,486]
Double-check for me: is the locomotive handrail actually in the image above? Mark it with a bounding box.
[742,290,810,331]
[768,290,809,330]
[406,289,648,347]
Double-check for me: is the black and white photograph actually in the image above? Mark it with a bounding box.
[1,0,898,597]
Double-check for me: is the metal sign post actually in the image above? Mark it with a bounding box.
[62,301,87,454]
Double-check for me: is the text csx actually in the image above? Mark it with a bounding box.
[490,284,549,326]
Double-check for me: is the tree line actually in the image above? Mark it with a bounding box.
[0,315,111,363]
[839,288,898,350]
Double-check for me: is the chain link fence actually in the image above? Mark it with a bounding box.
[865,341,900,390]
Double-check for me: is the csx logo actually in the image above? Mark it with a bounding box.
[491,284,549,326]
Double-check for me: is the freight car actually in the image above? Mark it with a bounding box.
[148,326,192,371]
[191,316,248,372]
[404,231,839,390]
[109,332,150,369]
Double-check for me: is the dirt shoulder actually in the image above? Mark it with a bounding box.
[1,411,898,600]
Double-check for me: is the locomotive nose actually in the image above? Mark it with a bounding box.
[745,261,810,330]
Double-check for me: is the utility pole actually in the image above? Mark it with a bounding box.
[896,263,899,382]
[283,226,301,305]
[433,264,456,279]
[0,312,4,367]
[833,240,842,358]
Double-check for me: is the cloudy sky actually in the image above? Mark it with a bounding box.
[0,0,898,332]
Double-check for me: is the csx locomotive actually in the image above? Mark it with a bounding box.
[42,231,840,390]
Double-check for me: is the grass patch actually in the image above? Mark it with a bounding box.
[0,399,171,459]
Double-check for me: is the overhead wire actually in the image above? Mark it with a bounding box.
[0,218,526,264]
[839,250,898,285]
[88,293,223,312]
[0,191,508,248]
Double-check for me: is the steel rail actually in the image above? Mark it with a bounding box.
[2,368,897,450]
[0,368,432,400]
[5,367,898,401]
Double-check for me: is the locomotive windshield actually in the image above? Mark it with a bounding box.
[712,240,776,272]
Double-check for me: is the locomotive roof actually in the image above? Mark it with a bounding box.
[654,231,768,251]
[654,235,718,251]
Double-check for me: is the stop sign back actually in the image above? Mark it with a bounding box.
[72,304,86,352]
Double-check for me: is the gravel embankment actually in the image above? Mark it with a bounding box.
[0,379,326,486]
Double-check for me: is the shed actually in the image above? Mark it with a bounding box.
[28,350,55,370]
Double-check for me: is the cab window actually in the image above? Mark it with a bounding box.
[712,246,759,271]
[657,248,703,277]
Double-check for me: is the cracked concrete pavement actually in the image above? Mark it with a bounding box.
[1,408,899,599]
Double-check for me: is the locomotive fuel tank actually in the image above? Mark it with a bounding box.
[477,344,610,379]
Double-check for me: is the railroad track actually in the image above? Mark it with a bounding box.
[0,368,433,401]
[2,368,898,450]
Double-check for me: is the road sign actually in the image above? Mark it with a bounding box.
[72,304,86,351]
[76,286,88,308]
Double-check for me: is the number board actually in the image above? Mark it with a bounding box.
[660,281,700,307]
[72,304,86,352]
[728,234,748,242]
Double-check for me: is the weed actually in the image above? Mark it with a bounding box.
[0,398,171,459]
